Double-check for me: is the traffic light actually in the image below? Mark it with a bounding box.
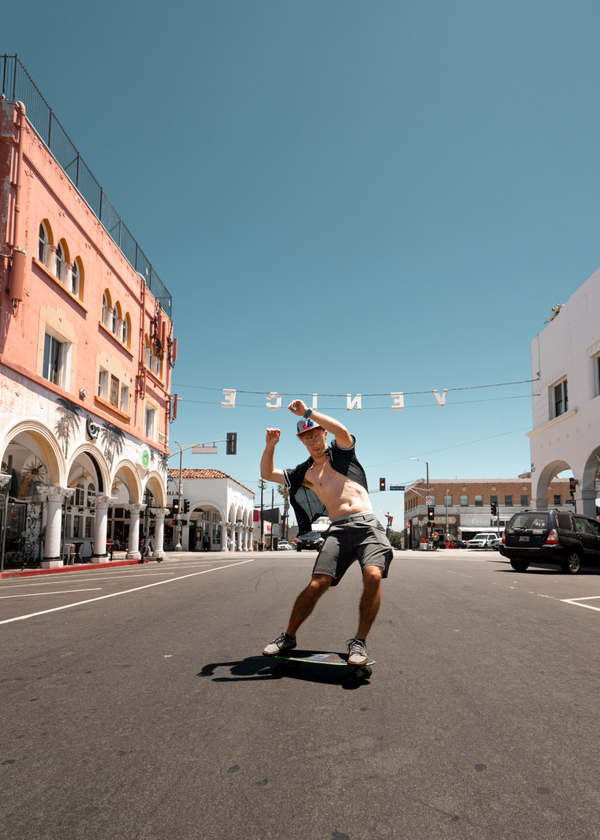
[491,502,498,516]
[173,499,180,513]
[379,478,386,491]
[226,432,237,455]
[427,506,435,521]
[183,499,190,514]
[569,477,577,498]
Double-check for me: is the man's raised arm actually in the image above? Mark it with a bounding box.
[287,400,353,449]
[260,428,286,484]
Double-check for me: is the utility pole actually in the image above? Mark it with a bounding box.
[445,488,449,541]
[271,487,275,550]
[258,479,266,551]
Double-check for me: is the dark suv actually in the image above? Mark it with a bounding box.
[500,509,600,574]
[296,531,325,552]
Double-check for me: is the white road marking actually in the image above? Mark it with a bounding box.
[0,559,255,625]
[0,573,172,588]
[0,560,238,588]
[0,588,102,598]
[561,596,600,613]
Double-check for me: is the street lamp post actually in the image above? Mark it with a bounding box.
[174,440,183,550]
[411,457,430,546]
[0,473,11,573]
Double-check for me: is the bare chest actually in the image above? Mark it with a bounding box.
[305,460,345,495]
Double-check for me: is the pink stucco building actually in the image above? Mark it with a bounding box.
[0,56,175,568]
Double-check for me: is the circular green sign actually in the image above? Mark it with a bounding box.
[141,449,150,469]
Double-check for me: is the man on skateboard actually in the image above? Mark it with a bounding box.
[260,399,393,667]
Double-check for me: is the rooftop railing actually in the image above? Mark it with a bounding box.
[1,55,172,318]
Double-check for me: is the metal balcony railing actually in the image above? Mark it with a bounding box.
[1,54,172,318]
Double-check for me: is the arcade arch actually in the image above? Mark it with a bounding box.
[186,501,226,552]
[0,423,65,568]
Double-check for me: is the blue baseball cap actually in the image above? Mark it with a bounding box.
[296,417,323,436]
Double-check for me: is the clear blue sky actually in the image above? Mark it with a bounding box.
[5,0,600,526]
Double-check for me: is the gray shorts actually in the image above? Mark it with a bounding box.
[312,512,393,586]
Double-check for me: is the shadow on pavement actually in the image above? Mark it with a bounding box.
[197,656,370,689]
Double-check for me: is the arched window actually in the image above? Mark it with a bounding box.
[71,260,80,297]
[38,222,48,263]
[55,242,64,281]
[111,302,118,334]
[102,291,111,328]
[113,302,122,336]
[122,313,130,346]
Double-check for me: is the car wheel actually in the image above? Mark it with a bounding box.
[297,546,301,552]
[561,552,582,574]
[510,559,529,572]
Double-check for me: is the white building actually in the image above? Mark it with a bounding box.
[166,469,254,551]
[529,269,600,517]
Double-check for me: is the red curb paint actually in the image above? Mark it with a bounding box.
[1,559,145,579]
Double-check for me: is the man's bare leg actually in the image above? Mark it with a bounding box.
[355,565,383,641]
[285,573,332,638]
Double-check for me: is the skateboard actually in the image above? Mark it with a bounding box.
[272,649,375,684]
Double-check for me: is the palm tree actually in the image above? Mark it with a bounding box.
[100,421,125,469]
[54,397,82,456]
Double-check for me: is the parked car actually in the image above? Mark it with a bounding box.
[446,540,467,549]
[467,533,498,549]
[500,509,600,574]
[277,540,293,551]
[488,535,503,550]
[296,531,325,551]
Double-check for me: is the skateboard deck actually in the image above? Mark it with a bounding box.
[273,649,375,681]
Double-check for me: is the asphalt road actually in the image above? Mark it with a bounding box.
[2,549,600,840]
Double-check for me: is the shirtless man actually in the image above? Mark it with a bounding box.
[260,399,393,666]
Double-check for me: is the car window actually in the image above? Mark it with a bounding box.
[556,512,573,530]
[509,512,550,529]
[574,517,592,535]
[589,520,600,537]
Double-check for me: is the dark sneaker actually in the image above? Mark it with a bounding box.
[262,632,297,656]
[346,637,367,667]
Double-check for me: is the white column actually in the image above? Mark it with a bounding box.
[93,495,113,560]
[222,522,230,552]
[45,243,57,273]
[182,521,190,551]
[126,503,146,559]
[41,486,72,568]
[580,492,596,518]
[151,508,168,558]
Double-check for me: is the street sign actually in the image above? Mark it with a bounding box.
[192,446,218,454]
[426,495,433,504]
[389,485,405,491]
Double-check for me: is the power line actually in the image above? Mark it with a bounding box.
[365,427,531,468]
[173,377,536,398]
